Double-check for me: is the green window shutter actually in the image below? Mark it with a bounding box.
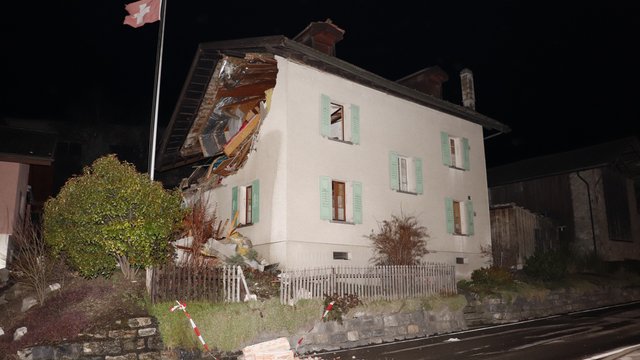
[440,131,451,166]
[350,104,360,144]
[319,176,332,220]
[462,137,470,171]
[445,197,454,234]
[352,181,363,224]
[389,151,399,190]
[252,179,260,224]
[466,200,474,235]
[231,186,238,226]
[414,157,423,194]
[320,94,331,137]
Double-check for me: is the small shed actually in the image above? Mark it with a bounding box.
[490,203,559,269]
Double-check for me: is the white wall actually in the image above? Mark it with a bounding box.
[205,57,492,278]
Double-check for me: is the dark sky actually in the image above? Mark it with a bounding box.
[2,1,640,168]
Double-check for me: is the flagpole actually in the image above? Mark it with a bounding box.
[148,0,167,181]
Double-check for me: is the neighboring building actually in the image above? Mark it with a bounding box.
[0,127,56,269]
[490,203,558,269]
[488,137,640,262]
[3,118,149,195]
[156,21,510,278]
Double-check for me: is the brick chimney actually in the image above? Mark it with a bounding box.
[460,68,476,110]
[293,19,345,56]
[396,66,449,99]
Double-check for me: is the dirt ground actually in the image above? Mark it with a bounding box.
[0,270,149,357]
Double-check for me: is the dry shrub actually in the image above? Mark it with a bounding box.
[10,216,65,305]
[367,213,429,265]
[180,192,218,266]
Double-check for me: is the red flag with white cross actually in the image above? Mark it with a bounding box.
[123,0,161,28]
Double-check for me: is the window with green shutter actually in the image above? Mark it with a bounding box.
[320,94,360,144]
[445,197,474,236]
[320,176,363,224]
[390,151,422,195]
[232,180,260,227]
[231,186,238,226]
[252,179,260,224]
[352,181,363,224]
[441,131,470,171]
[465,200,474,235]
[445,197,454,234]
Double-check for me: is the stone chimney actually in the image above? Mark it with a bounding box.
[293,19,345,56]
[396,66,449,99]
[460,68,476,110]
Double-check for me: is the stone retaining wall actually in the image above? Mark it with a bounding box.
[463,286,640,327]
[19,286,640,359]
[16,317,164,360]
[294,305,467,354]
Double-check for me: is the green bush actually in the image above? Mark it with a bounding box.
[457,266,515,295]
[44,155,185,279]
[523,250,567,281]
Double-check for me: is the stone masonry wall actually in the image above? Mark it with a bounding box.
[294,306,467,354]
[18,286,640,359]
[463,286,640,327]
[16,316,164,360]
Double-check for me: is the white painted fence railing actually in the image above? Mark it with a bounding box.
[223,265,253,302]
[279,264,456,305]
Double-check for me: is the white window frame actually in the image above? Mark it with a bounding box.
[332,180,355,223]
[321,94,360,145]
[397,155,418,193]
[449,137,464,169]
[237,185,253,226]
[452,200,472,235]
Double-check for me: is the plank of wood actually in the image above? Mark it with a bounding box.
[223,112,261,157]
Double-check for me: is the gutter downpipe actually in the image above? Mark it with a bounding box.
[576,171,597,258]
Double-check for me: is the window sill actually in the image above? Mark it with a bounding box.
[395,190,419,195]
[453,232,470,237]
[448,165,467,171]
[330,220,356,225]
[328,137,354,145]
[236,223,253,228]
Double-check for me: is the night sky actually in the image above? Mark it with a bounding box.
[2,1,640,168]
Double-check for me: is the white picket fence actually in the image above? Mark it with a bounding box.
[279,264,456,305]
[223,265,253,302]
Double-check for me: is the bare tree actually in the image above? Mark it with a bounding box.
[367,213,429,265]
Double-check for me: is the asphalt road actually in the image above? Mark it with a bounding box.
[310,301,640,360]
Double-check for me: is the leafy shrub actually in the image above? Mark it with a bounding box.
[322,293,362,324]
[523,250,567,281]
[44,155,185,279]
[457,266,515,295]
[471,266,513,287]
[366,213,429,265]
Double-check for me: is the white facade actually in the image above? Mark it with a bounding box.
[203,56,492,279]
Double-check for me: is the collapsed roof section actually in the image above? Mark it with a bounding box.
[159,52,277,190]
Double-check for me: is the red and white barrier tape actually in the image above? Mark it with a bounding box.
[296,301,335,352]
[170,300,210,352]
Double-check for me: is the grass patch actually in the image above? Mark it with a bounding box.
[150,294,471,352]
[149,298,322,352]
[420,294,467,312]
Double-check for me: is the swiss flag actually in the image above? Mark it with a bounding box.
[123,0,161,28]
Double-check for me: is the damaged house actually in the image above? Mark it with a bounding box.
[156,20,510,278]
